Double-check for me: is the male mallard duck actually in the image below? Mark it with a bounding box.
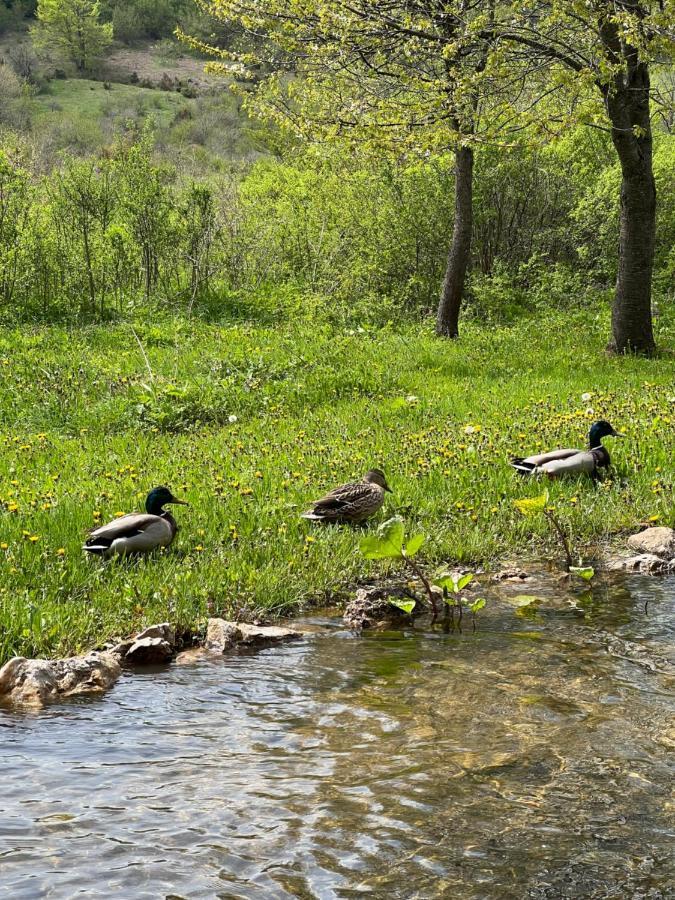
[301,469,392,524]
[83,486,188,557]
[510,420,623,478]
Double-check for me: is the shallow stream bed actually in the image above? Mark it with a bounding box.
[2,575,674,899]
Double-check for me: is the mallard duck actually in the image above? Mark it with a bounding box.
[510,420,623,478]
[301,469,392,524]
[83,486,188,557]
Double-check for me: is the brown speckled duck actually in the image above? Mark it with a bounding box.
[301,469,391,524]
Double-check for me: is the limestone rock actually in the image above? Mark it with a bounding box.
[0,651,121,707]
[493,568,532,583]
[605,553,672,575]
[134,622,176,645]
[205,619,242,652]
[236,622,301,646]
[205,618,300,652]
[125,636,173,665]
[627,527,675,560]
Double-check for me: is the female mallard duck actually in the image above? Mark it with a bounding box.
[83,486,188,557]
[302,469,392,524]
[510,420,623,478]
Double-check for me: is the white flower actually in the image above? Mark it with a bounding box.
[406,395,419,404]
[228,415,238,424]
[464,425,476,435]
[586,408,595,415]
[581,392,592,402]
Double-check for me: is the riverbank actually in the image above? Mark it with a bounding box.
[1,308,673,663]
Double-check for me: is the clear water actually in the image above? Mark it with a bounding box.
[2,575,674,899]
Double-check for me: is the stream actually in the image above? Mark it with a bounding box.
[2,574,674,899]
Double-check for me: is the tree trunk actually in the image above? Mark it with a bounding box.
[605,61,656,354]
[436,145,473,338]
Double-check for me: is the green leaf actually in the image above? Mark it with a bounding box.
[359,516,405,559]
[388,597,416,614]
[404,533,425,558]
[569,565,595,582]
[456,572,474,591]
[469,598,486,614]
[509,595,540,608]
[434,571,474,594]
[513,492,548,517]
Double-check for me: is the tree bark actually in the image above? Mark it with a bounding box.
[436,145,473,338]
[603,48,656,354]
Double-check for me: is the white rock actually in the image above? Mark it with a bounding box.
[627,527,675,560]
[205,618,300,652]
[606,553,672,575]
[0,652,121,707]
[125,637,173,665]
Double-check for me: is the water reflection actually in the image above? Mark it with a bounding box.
[1,576,674,898]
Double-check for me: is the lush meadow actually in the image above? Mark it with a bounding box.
[1,308,673,663]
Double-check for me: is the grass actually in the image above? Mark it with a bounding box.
[0,306,673,665]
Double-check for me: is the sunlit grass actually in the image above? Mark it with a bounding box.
[0,307,673,663]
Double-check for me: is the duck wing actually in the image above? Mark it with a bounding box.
[303,482,382,521]
[84,513,173,552]
[538,450,597,476]
[522,448,582,466]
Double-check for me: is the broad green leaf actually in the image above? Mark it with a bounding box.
[456,572,474,591]
[513,493,548,517]
[404,533,425,558]
[470,598,486,614]
[359,516,405,559]
[434,571,474,593]
[388,597,416,614]
[508,595,540,608]
[569,566,595,582]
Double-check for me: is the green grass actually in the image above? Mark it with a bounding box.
[35,78,192,128]
[1,307,673,664]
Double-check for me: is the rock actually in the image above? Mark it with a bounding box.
[134,622,176,644]
[205,619,242,652]
[0,651,121,707]
[236,622,301,646]
[493,568,532,583]
[343,586,417,631]
[204,618,300,652]
[174,648,211,665]
[627,527,675,559]
[605,553,672,575]
[125,637,173,665]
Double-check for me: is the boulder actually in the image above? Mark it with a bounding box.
[627,527,675,560]
[605,553,672,575]
[205,619,242,652]
[134,622,176,644]
[0,651,121,707]
[125,637,173,665]
[205,618,300,652]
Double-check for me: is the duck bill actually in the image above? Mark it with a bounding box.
[611,431,625,438]
[170,498,189,506]
[384,486,393,494]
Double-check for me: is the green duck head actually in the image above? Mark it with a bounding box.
[588,420,623,449]
[364,469,392,493]
[145,486,188,515]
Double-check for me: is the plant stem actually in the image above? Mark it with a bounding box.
[403,554,438,622]
[544,509,573,570]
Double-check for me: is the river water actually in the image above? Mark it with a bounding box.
[2,575,674,899]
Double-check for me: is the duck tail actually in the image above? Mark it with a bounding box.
[510,457,537,476]
[82,543,109,555]
[301,510,322,521]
